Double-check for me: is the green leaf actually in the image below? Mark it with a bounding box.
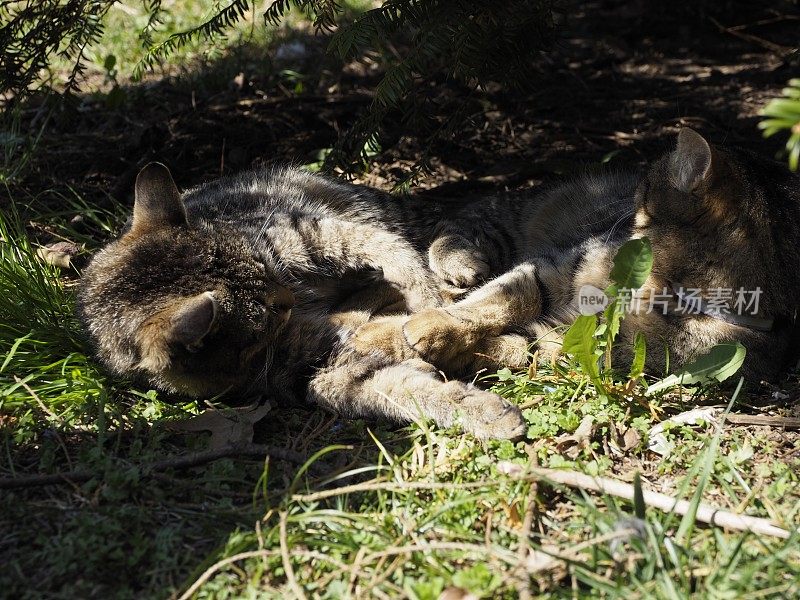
[628,332,646,380]
[563,314,603,390]
[451,563,503,595]
[646,342,746,395]
[609,237,653,290]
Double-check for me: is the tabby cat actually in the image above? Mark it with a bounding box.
[78,164,527,439]
[355,128,800,382]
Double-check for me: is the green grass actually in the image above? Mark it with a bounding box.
[44,0,377,94]
[1,203,799,598]
[2,3,800,598]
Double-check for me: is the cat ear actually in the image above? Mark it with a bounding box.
[137,291,219,372]
[169,291,219,351]
[132,162,188,233]
[670,128,713,193]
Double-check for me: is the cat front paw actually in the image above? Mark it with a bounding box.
[429,247,491,288]
[456,386,526,440]
[351,315,417,361]
[402,308,481,369]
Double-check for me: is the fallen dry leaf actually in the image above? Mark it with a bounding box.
[36,241,82,268]
[621,427,642,452]
[168,401,271,450]
[555,415,594,459]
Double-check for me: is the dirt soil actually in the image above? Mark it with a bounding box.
[5,2,798,209]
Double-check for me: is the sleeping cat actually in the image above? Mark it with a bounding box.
[355,128,800,382]
[77,164,527,439]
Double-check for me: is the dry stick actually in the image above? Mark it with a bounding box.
[292,478,497,502]
[0,444,306,490]
[709,16,794,56]
[178,549,360,600]
[509,467,793,540]
[726,414,800,429]
[279,511,307,600]
[178,550,278,600]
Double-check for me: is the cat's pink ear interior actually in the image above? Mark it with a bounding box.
[136,291,219,372]
[169,291,219,351]
[132,162,187,233]
[670,128,713,193]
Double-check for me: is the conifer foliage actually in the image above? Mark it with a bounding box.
[0,1,559,167]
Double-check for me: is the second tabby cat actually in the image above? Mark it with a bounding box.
[355,128,800,382]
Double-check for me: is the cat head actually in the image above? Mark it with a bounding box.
[78,163,295,397]
[628,128,800,377]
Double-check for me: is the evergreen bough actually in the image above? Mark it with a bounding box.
[0,1,558,170]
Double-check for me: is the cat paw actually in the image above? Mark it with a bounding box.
[351,315,417,360]
[403,285,443,312]
[456,386,526,440]
[402,308,479,368]
[429,247,491,288]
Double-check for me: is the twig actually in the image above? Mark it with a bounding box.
[726,414,800,429]
[178,548,360,600]
[15,376,58,421]
[524,528,637,573]
[362,541,518,565]
[499,464,793,539]
[291,478,497,502]
[280,511,307,600]
[0,444,306,490]
[709,17,794,56]
[14,375,73,471]
[178,550,278,600]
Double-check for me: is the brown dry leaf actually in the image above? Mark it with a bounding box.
[36,241,82,268]
[621,427,642,452]
[554,415,595,459]
[168,401,271,450]
[504,499,522,528]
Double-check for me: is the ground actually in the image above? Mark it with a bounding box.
[1,1,800,599]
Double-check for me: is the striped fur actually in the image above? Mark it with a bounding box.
[78,164,526,439]
[356,129,800,381]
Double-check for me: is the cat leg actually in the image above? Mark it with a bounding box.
[427,207,519,288]
[352,263,541,370]
[428,231,491,288]
[307,354,526,439]
[295,217,442,311]
[351,315,530,375]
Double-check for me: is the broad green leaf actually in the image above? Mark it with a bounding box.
[609,237,653,290]
[563,314,603,389]
[646,342,746,395]
[628,332,646,380]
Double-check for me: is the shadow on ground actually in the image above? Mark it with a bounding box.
[2,0,799,597]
